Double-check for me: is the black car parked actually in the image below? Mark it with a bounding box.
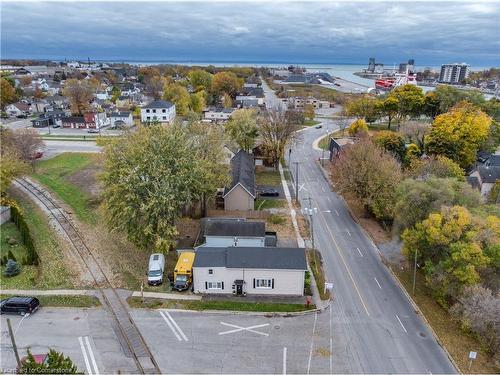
[0,296,40,315]
[259,188,279,197]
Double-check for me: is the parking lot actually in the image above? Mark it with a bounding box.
[0,307,137,374]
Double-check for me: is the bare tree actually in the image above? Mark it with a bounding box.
[337,109,350,136]
[258,108,297,170]
[145,76,167,100]
[62,79,97,115]
[401,121,429,150]
[4,129,45,165]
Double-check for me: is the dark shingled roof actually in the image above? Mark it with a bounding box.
[486,154,500,167]
[143,99,174,109]
[205,218,265,237]
[225,150,255,197]
[194,247,307,270]
[478,166,500,184]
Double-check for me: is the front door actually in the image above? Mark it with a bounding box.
[236,284,243,295]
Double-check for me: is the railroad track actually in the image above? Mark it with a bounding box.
[16,178,161,374]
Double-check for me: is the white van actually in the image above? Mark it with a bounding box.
[147,253,165,286]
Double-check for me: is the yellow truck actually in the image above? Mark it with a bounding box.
[173,251,195,291]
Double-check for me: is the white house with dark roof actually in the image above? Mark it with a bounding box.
[192,246,307,296]
[109,111,133,127]
[198,218,267,248]
[469,166,500,198]
[140,99,175,124]
[223,150,256,211]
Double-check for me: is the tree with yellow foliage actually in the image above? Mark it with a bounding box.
[425,102,492,168]
[347,118,368,137]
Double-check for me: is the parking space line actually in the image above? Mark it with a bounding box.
[396,315,408,333]
[306,312,318,375]
[84,336,99,375]
[356,247,363,257]
[374,277,382,289]
[165,311,188,341]
[78,336,93,375]
[283,347,287,375]
[160,311,181,341]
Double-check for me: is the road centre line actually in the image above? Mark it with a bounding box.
[374,277,382,289]
[356,247,363,257]
[78,336,93,375]
[396,315,408,333]
[318,213,370,316]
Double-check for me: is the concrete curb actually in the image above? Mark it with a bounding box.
[1,289,95,296]
[315,161,461,374]
[131,291,201,301]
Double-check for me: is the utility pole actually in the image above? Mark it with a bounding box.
[293,161,299,204]
[412,249,418,295]
[7,318,21,368]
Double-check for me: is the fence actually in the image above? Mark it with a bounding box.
[10,205,39,265]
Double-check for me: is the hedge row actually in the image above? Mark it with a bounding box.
[10,205,39,265]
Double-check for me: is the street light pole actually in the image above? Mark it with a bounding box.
[6,318,21,368]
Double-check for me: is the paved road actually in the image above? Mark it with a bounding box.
[262,79,456,374]
[43,140,101,158]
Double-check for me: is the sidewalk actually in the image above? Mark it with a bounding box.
[1,289,96,296]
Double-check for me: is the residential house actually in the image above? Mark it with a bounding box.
[5,102,31,117]
[290,96,331,110]
[140,99,176,124]
[61,112,109,129]
[109,111,133,127]
[95,91,110,100]
[192,246,307,296]
[468,166,500,198]
[223,150,256,211]
[329,138,355,160]
[14,66,51,77]
[243,76,262,88]
[234,98,259,109]
[115,95,132,108]
[31,110,65,128]
[199,218,266,248]
[236,87,265,106]
[203,107,235,122]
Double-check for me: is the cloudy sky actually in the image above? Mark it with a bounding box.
[1,1,499,66]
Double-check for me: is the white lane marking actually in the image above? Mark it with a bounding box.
[327,197,331,202]
[323,210,331,213]
[334,209,339,216]
[78,336,93,375]
[283,347,287,375]
[321,186,326,192]
[346,229,351,237]
[374,277,382,289]
[165,311,188,341]
[307,313,318,375]
[356,247,363,257]
[396,315,408,333]
[298,183,308,193]
[160,311,181,341]
[85,336,99,375]
[319,213,370,316]
[219,322,270,336]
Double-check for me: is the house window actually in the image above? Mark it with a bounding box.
[208,269,213,275]
[152,109,156,113]
[163,116,167,120]
[147,116,151,120]
[207,281,223,289]
[255,279,273,288]
[146,109,150,113]
[162,109,166,113]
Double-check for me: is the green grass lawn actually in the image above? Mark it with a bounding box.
[32,153,99,222]
[0,222,28,262]
[0,294,100,308]
[303,120,321,127]
[256,170,282,186]
[307,250,330,300]
[254,198,286,210]
[128,297,315,312]
[1,192,74,290]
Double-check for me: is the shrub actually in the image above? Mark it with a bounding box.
[4,259,21,277]
[7,250,16,262]
[7,237,18,246]
[267,214,285,225]
[347,119,368,136]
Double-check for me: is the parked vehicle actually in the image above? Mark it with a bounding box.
[0,296,40,315]
[173,252,195,291]
[315,124,323,129]
[147,253,165,285]
[87,128,100,133]
[29,151,43,160]
[259,188,279,197]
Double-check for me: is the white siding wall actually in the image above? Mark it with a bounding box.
[204,236,265,248]
[141,106,175,123]
[193,267,305,296]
